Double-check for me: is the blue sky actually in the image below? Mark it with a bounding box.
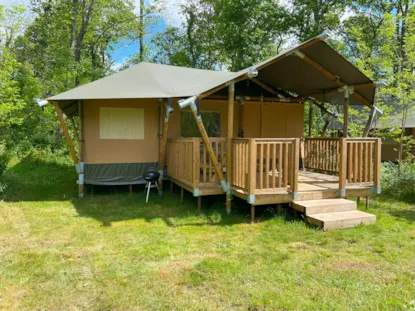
[1,0,184,68]
[110,14,171,69]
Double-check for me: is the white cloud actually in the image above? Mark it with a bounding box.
[134,0,185,28]
[0,0,29,6]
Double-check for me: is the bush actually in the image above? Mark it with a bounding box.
[381,161,415,201]
[0,148,10,176]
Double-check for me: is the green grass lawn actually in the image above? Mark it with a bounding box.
[1,160,415,310]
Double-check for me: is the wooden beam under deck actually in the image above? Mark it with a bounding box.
[169,177,224,197]
[233,187,373,206]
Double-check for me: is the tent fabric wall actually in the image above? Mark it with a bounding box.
[84,99,160,164]
[82,99,304,185]
[162,99,237,139]
[243,102,304,138]
[84,162,159,185]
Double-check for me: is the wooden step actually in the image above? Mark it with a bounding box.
[293,199,356,215]
[307,211,376,231]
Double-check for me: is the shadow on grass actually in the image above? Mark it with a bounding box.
[370,196,415,223]
[390,209,415,223]
[1,159,298,227]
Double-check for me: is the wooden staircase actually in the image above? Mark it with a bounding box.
[292,199,376,231]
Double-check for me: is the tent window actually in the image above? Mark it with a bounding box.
[180,111,220,137]
[100,107,144,140]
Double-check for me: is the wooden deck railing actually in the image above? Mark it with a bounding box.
[166,137,227,189]
[166,136,381,199]
[344,138,381,187]
[200,138,227,184]
[305,137,381,191]
[304,138,340,173]
[232,138,300,196]
[166,138,200,189]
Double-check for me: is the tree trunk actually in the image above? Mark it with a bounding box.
[139,0,145,62]
[71,0,79,53]
[75,0,96,86]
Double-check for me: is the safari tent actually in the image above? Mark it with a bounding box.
[46,33,382,229]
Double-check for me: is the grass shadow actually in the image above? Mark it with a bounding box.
[1,159,293,227]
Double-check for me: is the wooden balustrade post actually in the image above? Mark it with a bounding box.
[291,138,300,200]
[338,138,347,197]
[238,97,245,138]
[247,139,257,204]
[308,103,313,137]
[373,138,382,194]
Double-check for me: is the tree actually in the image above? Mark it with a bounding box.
[0,5,27,146]
[289,0,350,42]
[152,0,290,71]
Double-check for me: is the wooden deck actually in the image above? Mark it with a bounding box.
[165,137,381,207]
[232,170,374,205]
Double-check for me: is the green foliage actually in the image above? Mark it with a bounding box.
[152,0,290,71]
[0,0,141,157]
[0,147,10,177]
[381,161,415,201]
[290,0,349,41]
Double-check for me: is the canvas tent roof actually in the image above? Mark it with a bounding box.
[48,34,376,115]
[48,63,238,101]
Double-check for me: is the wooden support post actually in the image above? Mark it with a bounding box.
[129,185,133,195]
[159,101,172,191]
[339,138,347,197]
[293,209,299,219]
[197,196,201,214]
[250,205,255,223]
[78,100,85,198]
[276,204,281,216]
[238,97,245,137]
[291,138,300,198]
[308,103,313,137]
[170,181,174,193]
[179,96,227,195]
[248,139,257,202]
[192,137,200,193]
[226,83,235,214]
[343,89,349,137]
[365,197,370,211]
[374,138,382,192]
[191,108,226,185]
[69,116,80,147]
[180,187,184,203]
[53,102,78,165]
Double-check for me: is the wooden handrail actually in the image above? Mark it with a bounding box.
[232,138,298,195]
[305,137,381,194]
[304,138,341,173]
